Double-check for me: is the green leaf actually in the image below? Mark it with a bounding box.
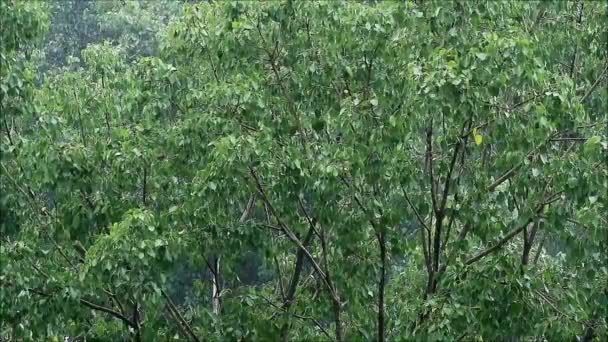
[473,127,483,145]
[476,52,488,61]
[585,136,601,146]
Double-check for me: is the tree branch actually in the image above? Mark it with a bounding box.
[249,167,336,301]
[569,0,584,79]
[260,294,332,341]
[581,63,608,103]
[465,193,560,266]
[533,234,546,265]
[282,221,315,310]
[426,123,439,216]
[239,195,256,224]
[465,219,533,266]
[279,220,315,341]
[338,175,387,341]
[439,121,468,213]
[161,289,201,342]
[339,175,379,236]
[401,184,432,273]
[487,132,557,192]
[274,256,287,302]
[400,184,430,234]
[255,19,302,132]
[79,298,136,329]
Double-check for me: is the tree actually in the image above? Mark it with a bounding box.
[2,1,607,341]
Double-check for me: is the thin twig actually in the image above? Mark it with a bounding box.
[581,63,608,103]
[400,184,430,234]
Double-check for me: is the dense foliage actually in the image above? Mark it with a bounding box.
[1,1,607,341]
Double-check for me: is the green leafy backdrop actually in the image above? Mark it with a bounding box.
[1,1,606,341]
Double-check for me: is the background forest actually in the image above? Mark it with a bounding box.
[1,0,607,341]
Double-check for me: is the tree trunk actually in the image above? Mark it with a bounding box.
[332,296,343,342]
[377,231,386,342]
[280,224,316,341]
[211,256,221,315]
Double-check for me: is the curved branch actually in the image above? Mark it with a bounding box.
[79,298,136,329]
[465,193,561,265]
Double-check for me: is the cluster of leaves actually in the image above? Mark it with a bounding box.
[42,0,184,69]
[1,1,607,341]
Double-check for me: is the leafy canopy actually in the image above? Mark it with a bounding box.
[1,1,607,341]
